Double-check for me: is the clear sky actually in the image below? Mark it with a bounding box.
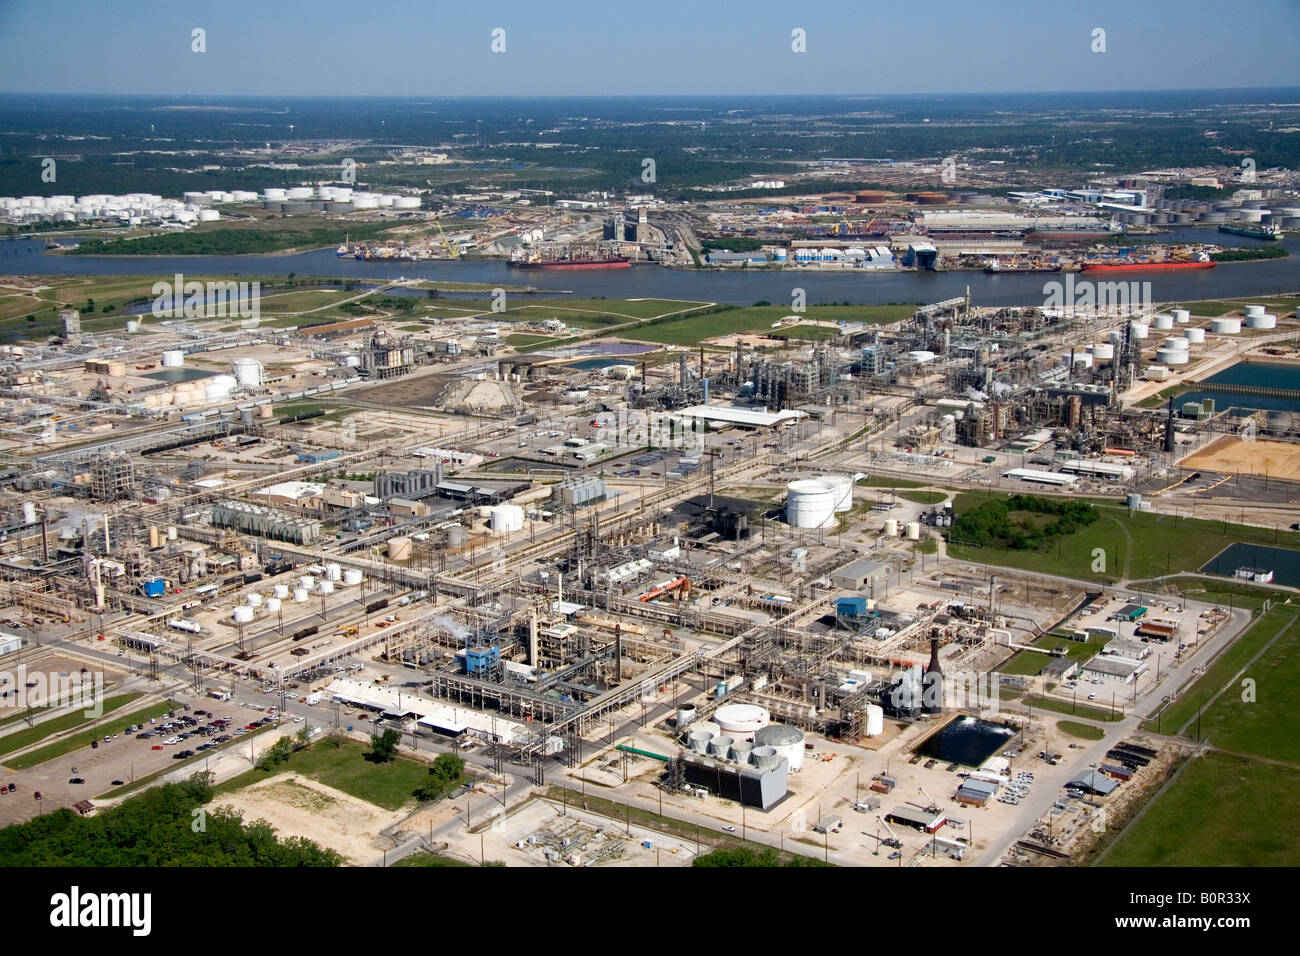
[1,0,1298,97]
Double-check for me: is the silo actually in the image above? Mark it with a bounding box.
[162,350,185,368]
[343,569,364,586]
[1211,317,1242,334]
[293,588,309,603]
[786,479,837,528]
[676,705,696,729]
[905,521,921,540]
[866,704,885,737]
[687,731,713,753]
[751,746,781,770]
[885,519,899,537]
[265,597,282,613]
[387,537,413,560]
[232,606,255,624]
[708,736,734,758]
[729,741,755,765]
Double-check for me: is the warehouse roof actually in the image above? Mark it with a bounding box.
[674,405,807,428]
[1003,468,1078,486]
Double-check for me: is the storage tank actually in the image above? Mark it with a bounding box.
[676,705,696,729]
[162,350,185,368]
[292,587,309,603]
[729,741,755,765]
[714,703,771,741]
[1091,343,1115,361]
[298,575,315,591]
[1172,309,1190,324]
[232,358,263,388]
[394,196,422,210]
[126,320,141,333]
[1246,312,1277,330]
[446,526,467,549]
[1129,321,1149,339]
[1152,314,1174,330]
[751,746,781,770]
[866,704,885,737]
[1156,346,1190,365]
[324,563,342,582]
[884,518,899,537]
[905,521,921,540]
[826,474,855,513]
[754,724,805,771]
[786,479,837,529]
[342,569,364,586]
[167,526,177,541]
[265,597,282,613]
[272,584,290,599]
[246,593,263,608]
[489,505,525,534]
[232,605,255,624]
[708,736,734,758]
[317,579,334,595]
[204,374,237,403]
[687,731,713,753]
[21,502,36,525]
[1162,337,1189,351]
[1184,327,1206,343]
[263,188,287,201]
[387,536,413,561]
[1245,304,1266,318]
[1211,317,1242,334]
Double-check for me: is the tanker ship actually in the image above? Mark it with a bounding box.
[1219,222,1283,240]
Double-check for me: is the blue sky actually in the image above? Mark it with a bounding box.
[1,0,1298,96]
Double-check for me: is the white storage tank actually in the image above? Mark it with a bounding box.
[866,704,885,737]
[885,518,899,537]
[1211,317,1242,334]
[1162,337,1189,351]
[905,521,921,540]
[1092,343,1115,361]
[1156,346,1190,365]
[827,474,855,513]
[125,320,141,333]
[272,584,290,599]
[342,569,364,586]
[1172,309,1190,324]
[162,349,185,368]
[387,536,413,561]
[1245,304,1266,319]
[1246,312,1277,329]
[676,705,696,729]
[786,478,837,529]
[317,579,334,595]
[1153,314,1174,330]
[714,703,771,741]
[298,575,315,591]
[1129,321,1149,339]
[263,188,287,201]
[1184,327,1206,344]
[754,724,805,772]
[325,563,342,582]
[21,502,36,525]
[293,588,309,603]
[265,597,282,613]
[232,358,263,388]
[232,605,255,624]
[198,209,220,222]
[489,505,525,534]
[246,593,263,608]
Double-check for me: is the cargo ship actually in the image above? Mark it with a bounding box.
[508,253,630,270]
[983,257,1063,274]
[1081,260,1215,274]
[1219,222,1283,240]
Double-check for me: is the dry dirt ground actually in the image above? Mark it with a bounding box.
[209,773,407,864]
[1180,436,1300,477]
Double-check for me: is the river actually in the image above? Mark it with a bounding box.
[4,227,1300,307]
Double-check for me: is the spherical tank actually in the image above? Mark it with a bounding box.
[714,703,771,741]
[387,537,413,561]
[786,479,837,529]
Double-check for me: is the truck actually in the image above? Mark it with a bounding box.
[208,688,232,702]
[305,692,322,706]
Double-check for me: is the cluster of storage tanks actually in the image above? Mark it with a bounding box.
[1244,305,1277,329]
[0,192,223,226]
[785,475,854,529]
[261,186,421,214]
[229,564,365,623]
[883,519,922,540]
[680,704,808,771]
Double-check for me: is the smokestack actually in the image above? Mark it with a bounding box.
[103,513,110,553]
[615,623,622,683]
[529,607,539,667]
[923,636,943,716]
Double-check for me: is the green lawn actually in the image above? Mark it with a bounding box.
[1145,605,1300,736]
[859,477,928,489]
[392,851,473,867]
[217,739,439,811]
[999,632,1110,677]
[4,698,175,769]
[1056,719,1106,740]
[949,491,1300,584]
[896,490,949,505]
[1016,693,1125,722]
[0,693,143,758]
[1101,750,1300,866]
[624,304,914,345]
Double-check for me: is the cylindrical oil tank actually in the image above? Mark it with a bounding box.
[148,525,160,548]
[884,518,899,537]
[754,724,805,771]
[1172,309,1190,324]
[1129,322,1149,339]
[162,349,185,368]
[708,736,734,758]
[1156,346,1190,365]
[1246,312,1277,329]
[232,358,263,388]
[298,575,315,591]
[687,731,713,753]
[905,521,921,540]
[272,584,290,599]
[1211,317,1242,334]
[1091,343,1115,361]
[343,569,364,586]
[751,746,782,771]
[246,593,263,608]
[126,320,140,333]
[317,579,335,595]
[729,741,754,765]
[167,526,177,541]
[1152,314,1174,330]
[1245,304,1266,318]
[324,563,342,582]
[489,505,524,534]
[676,705,696,729]
[387,536,413,561]
[446,526,467,548]
[265,597,282,613]
[826,474,855,513]
[786,479,837,529]
[293,588,309,603]
[866,704,885,737]
[204,374,236,403]
[232,605,255,624]
[1184,327,1206,343]
[1162,337,1189,351]
[714,703,771,741]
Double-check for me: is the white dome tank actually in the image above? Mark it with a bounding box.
[1184,327,1206,343]
[714,703,772,741]
[866,704,885,737]
[1246,312,1277,329]
[1156,346,1190,365]
[1092,343,1115,361]
[754,724,805,772]
[293,588,309,603]
[786,479,837,529]
[489,505,524,534]
[232,606,255,624]
[1211,317,1242,334]
[232,358,263,388]
[342,569,364,586]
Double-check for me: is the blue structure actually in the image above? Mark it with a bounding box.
[140,578,167,598]
[296,449,340,464]
[834,596,870,618]
[465,645,500,677]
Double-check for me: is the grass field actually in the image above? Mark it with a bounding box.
[1015,693,1125,722]
[4,698,175,770]
[896,490,949,505]
[999,632,1111,677]
[1056,719,1106,740]
[216,739,435,811]
[623,304,914,345]
[1101,750,1300,866]
[392,851,473,867]
[949,491,1300,584]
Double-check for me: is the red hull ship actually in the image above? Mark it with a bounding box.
[1081,261,1215,274]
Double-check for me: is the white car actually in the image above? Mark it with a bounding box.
[292,715,305,723]
[1087,693,1098,700]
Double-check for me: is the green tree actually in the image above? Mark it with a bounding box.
[368,728,402,763]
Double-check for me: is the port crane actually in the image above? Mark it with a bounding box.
[433,217,459,259]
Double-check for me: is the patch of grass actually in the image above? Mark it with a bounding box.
[1056,719,1106,741]
[859,477,928,489]
[4,698,173,769]
[999,633,1110,677]
[1018,693,1125,722]
[1100,750,1300,866]
[897,490,949,505]
[392,851,473,867]
[625,304,913,345]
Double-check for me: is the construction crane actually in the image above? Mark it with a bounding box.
[875,815,903,849]
[433,217,459,258]
[917,785,941,815]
